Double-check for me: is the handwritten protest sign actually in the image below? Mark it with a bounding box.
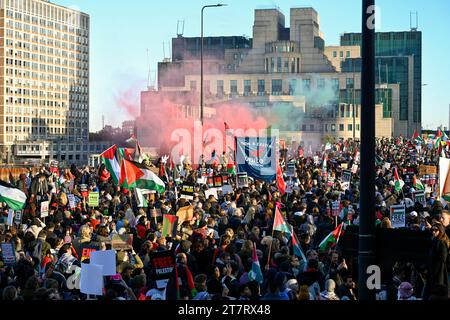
[205,188,218,200]
[88,192,99,207]
[176,206,194,225]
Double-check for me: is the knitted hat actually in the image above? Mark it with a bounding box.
[398,282,414,299]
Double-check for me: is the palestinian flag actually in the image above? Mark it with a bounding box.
[100,145,121,185]
[227,155,236,175]
[413,175,425,191]
[412,129,423,143]
[318,223,344,253]
[435,130,443,149]
[135,188,150,208]
[273,206,291,235]
[162,214,178,238]
[0,180,27,210]
[120,159,166,193]
[394,168,405,192]
[276,164,286,195]
[248,242,263,284]
[291,226,307,262]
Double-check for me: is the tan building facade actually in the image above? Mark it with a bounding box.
[143,7,414,151]
[0,0,89,162]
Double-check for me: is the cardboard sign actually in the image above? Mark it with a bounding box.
[88,192,99,207]
[222,185,233,195]
[176,206,194,225]
[14,210,22,225]
[40,201,49,218]
[90,250,116,276]
[180,183,194,200]
[390,205,406,229]
[413,190,426,207]
[237,173,249,188]
[111,234,133,251]
[341,163,348,170]
[150,250,175,289]
[419,165,437,176]
[205,188,219,200]
[1,243,16,265]
[80,263,104,296]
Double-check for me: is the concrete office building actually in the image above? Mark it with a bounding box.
[140,7,420,151]
[0,0,90,164]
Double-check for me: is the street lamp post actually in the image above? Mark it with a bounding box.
[201,4,227,126]
[359,0,376,301]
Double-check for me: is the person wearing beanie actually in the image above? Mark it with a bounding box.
[397,282,417,300]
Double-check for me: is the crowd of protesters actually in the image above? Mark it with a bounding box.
[0,136,449,301]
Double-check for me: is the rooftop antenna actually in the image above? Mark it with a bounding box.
[102,115,105,129]
[146,49,152,90]
[177,20,185,37]
[410,11,418,31]
[162,42,166,60]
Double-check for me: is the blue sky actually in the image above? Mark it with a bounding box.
[57,0,450,131]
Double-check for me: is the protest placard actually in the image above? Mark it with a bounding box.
[207,177,214,188]
[205,188,218,200]
[221,185,233,195]
[14,210,22,225]
[197,177,207,185]
[351,164,358,174]
[419,165,437,176]
[1,243,16,265]
[90,250,116,276]
[413,190,426,207]
[180,183,194,200]
[68,194,76,209]
[390,205,406,229]
[176,206,194,225]
[80,263,104,296]
[40,201,49,218]
[111,234,133,251]
[150,250,175,289]
[162,215,178,238]
[332,201,340,217]
[88,192,99,207]
[286,163,296,177]
[237,173,249,188]
[213,176,223,188]
[7,209,14,226]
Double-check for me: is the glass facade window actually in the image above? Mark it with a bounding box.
[217,80,224,96]
[302,79,311,91]
[257,80,265,95]
[244,80,251,96]
[289,79,297,95]
[346,78,354,89]
[318,78,325,89]
[230,80,238,95]
[272,79,282,95]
